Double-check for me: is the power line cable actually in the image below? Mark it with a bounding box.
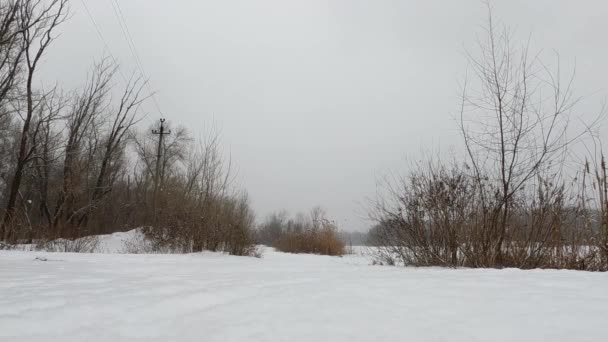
[111,0,146,76]
[80,0,163,117]
[79,0,128,82]
[108,0,163,117]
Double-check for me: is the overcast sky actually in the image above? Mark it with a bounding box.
[39,0,608,231]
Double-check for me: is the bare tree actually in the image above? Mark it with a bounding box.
[0,0,23,109]
[1,0,68,239]
[74,74,147,229]
[132,121,190,213]
[367,4,605,270]
[52,59,115,233]
[459,3,579,264]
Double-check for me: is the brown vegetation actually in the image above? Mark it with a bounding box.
[369,6,608,271]
[0,0,257,256]
[259,207,345,256]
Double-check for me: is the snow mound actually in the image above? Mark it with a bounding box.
[3,229,148,254]
[95,229,147,253]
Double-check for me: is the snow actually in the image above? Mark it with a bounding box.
[95,230,147,253]
[6,229,148,253]
[1,233,607,341]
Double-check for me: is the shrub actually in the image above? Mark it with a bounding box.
[144,191,258,256]
[270,207,344,256]
[37,235,99,253]
[370,160,607,271]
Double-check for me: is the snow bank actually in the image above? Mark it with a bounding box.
[3,229,147,254]
[1,248,607,341]
[95,229,147,253]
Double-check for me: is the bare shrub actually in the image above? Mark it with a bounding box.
[370,160,479,267]
[369,5,606,271]
[273,207,345,256]
[371,157,607,270]
[37,235,99,253]
[145,188,258,256]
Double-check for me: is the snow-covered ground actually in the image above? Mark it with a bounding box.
[1,233,607,342]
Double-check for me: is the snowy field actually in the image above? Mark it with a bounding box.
[1,233,607,341]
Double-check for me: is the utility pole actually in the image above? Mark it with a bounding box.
[152,118,171,223]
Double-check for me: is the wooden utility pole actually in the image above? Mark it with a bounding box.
[152,118,171,223]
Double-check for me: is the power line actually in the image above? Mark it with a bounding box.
[78,0,128,82]
[107,0,163,117]
[108,1,138,69]
[79,0,163,117]
[111,0,145,76]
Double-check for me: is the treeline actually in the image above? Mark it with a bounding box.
[0,0,256,255]
[368,8,608,271]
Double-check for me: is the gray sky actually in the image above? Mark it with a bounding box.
[39,0,608,231]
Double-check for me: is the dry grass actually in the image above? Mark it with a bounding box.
[275,227,344,256]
